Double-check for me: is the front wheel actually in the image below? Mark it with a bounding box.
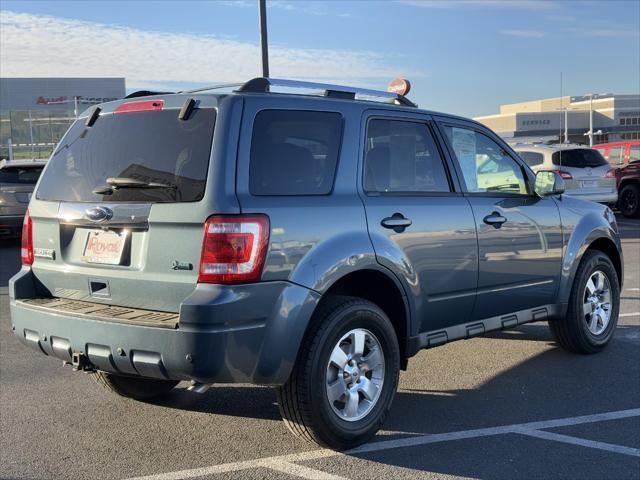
[549,250,620,354]
[277,296,400,450]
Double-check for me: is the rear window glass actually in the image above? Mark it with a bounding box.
[36,108,216,203]
[518,151,544,167]
[551,149,607,168]
[0,166,43,184]
[249,110,342,196]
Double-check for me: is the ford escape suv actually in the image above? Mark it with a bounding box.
[10,78,623,450]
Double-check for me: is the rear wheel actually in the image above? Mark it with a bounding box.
[619,183,640,218]
[277,296,400,450]
[549,250,620,354]
[94,371,179,400]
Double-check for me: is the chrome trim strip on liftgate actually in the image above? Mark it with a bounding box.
[58,202,151,230]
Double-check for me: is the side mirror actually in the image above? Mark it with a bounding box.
[535,170,566,197]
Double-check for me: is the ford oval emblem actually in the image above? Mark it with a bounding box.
[85,206,113,223]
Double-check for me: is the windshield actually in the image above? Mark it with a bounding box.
[36,108,216,202]
[552,149,608,168]
[0,166,44,184]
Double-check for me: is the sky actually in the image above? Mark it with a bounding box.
[1,0,638,118]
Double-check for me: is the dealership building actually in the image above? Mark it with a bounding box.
[474,94,640,145]
[0,77,125,160]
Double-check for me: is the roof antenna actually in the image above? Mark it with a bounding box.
[258,0,269,78]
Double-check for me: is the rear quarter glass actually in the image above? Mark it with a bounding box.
[36,108,216,203]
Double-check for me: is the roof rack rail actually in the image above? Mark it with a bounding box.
[125,90,174,99]
[237,77,417,107]
[178,83,245,94]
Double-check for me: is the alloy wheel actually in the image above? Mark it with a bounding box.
[583,270,612,336]
[621,189,638,215]
[325,328,385,422]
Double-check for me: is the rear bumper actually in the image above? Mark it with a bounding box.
[565,192,618,205]
[9,268,320,385]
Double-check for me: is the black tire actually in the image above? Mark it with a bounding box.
[549,250,620,354]
[618,183,640,218]
[94,371,179,400]
[276,296,400,450]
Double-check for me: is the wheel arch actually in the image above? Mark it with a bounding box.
[310,268,411,364]
[557,212,624,306]
[618,177,640,191]
[586,237,622,287]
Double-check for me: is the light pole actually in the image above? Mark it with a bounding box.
[589,93,593,147]
[555,105,579,144]
[258,0,269,77]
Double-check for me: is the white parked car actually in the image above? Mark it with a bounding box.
[513,144,617,205]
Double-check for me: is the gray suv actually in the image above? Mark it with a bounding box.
[9,78,623,450]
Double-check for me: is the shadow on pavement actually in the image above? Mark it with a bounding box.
[155,324,639,429]
[0,238,21,288]
[151,322,639,477]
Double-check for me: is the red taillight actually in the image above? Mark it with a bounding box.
[555,169,573,180]
[605,168,616,179]
[114,99,164,114]
[21,210,34,265]
[198,215,270,284]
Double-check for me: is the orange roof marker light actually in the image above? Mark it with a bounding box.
[387,78,411,97]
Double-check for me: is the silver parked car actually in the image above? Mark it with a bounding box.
[514,144,617,205]
[0,160,46,238]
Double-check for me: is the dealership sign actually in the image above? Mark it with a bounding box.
[521,119,551,127]
[35,95,119,105]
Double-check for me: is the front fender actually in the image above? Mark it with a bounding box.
[556,199,622,306]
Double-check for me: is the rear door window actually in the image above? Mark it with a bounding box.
[629,145,640,163]
[364,119,450,193]
[249,110,342,196]
[551,149,607,168]
[36,108,216,203]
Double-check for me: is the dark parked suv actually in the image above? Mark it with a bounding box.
[0,160,46,237]
[10,78,623,449]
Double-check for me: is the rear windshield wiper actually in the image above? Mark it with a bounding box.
[92,177,177,195]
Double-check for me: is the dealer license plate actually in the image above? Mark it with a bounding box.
[83,230,127,265]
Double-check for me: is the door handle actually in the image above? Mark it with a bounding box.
[381,213,412,233]
[483,211,507,229]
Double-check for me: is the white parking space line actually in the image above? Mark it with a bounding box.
[515,429,640,457]
[620,312,640,318]
[266,460,348,480]
[125,408,640,480]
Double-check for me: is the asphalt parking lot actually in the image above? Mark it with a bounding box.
[1,214,638,480]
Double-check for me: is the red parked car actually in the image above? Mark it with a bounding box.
[593,141,640,217]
